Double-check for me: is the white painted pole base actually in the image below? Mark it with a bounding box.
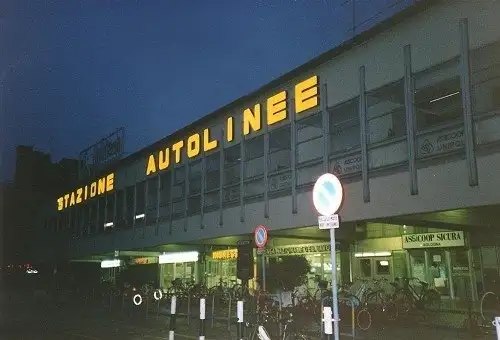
[169,330,174,340]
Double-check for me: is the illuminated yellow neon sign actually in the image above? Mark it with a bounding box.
[56,173,115,211]
[146,75,319,176]
[212,249,238,260]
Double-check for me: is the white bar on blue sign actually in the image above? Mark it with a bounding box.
[318,214,339,229]
[323,306,333,334]
[200,298,206,320]
[237,301,244,323]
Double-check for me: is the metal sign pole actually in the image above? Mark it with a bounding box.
[329,228,340,340]
[261,251,266,292]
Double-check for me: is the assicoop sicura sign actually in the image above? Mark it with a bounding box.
[402,231,465,249]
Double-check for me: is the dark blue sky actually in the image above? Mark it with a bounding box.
[0,0,416,181]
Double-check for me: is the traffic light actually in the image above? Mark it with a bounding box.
[237,243,254,281]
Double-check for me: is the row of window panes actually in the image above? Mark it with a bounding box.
[46,40,500,234]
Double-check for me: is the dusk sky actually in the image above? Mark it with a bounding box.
[0,0,416,181]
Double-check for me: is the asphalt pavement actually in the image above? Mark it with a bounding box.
[0,294,497,340]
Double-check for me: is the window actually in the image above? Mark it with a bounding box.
[172,166,185,201]
[329,98,360,154]
[189,160,202,195]
[105,193,115,226]
[268,126,291,173]
[360,259,371,277]
[205,152,220,191]
[204,152,220,212]
[88,201,97,234]
[244,136,264,178]
[97,196,105,233]
[471,40,500,115]
[146,177,158,224]
[81,205,89,235]
[71,208,80,238]
[376,260,390,275]
[223,144,240,185]
[172,167,186,218]
[188,160,202,216]
[367,80,406,144]
[135,181,146,226]
[297,113,323,164]
[159,172,171,222]
[414,59,462,130]
[115,190,125,229]
[125,186,135,227]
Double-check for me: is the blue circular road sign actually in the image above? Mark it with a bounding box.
[312,173,343,217]
[254,225,268,248]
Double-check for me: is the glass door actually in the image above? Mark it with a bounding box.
[427,249,450,297]
[449,248,472,300]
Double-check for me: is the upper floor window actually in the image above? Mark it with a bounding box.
[414,58,462,130]
[329,97,360,154]
[367,79,406,144]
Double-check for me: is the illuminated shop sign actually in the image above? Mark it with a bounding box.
[145,75,319,176]
[57,173,115,211]
[132,257,159,265]
[159,251,199,264]
[212,249,238,260]
[402,231,465,249]
[101,259,121,268]
[265,243,331,256]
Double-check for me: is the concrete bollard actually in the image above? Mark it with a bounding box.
[323,306,333,340]
[169,296,177,340]
[199,298,206,340]
[236,300,244,340]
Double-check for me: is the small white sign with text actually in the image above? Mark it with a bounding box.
[318,214,339,229]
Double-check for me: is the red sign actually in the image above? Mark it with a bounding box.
[254,225,268,248]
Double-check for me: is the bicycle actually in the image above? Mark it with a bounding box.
[392,277,441,317]
[480,290,500,325]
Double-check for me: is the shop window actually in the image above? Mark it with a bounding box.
[244,135,264,179]
[360,259,371,277]
[205,152,220,192]
[297,113,323,164]
[329,98,360,154]
[146,177,158,223]
[414,58,462,130]
[125,185,135,227]
[158,172,171,222]
[97,196,105,233]
[367,79,406,144]
[115,190,125,229]
[471,40,500,116]
[223,144,241,185]
[376,260,390,275]
[189,160,202,195]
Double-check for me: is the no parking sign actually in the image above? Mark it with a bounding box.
[254,225,268,249]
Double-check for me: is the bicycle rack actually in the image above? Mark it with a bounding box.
[321,295,356,338]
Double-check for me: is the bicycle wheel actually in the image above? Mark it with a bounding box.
[480,291,500,323]
[356,308,372,331]
[422,289,441,310]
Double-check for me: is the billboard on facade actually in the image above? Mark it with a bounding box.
[78,127,125,180]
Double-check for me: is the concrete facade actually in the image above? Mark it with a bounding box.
[36,0,500,263]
